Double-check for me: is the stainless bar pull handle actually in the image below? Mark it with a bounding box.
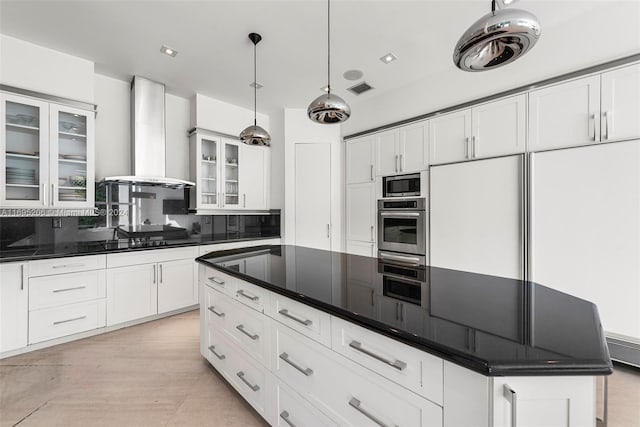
[51,183,55,205]
[42,183,47,205]
[370,164,374,181]
[348,398,390,427]
[280,411,297,427]
[278,309,312,326]
[207,306,225,317]
[52,263,85,269]
[603,111,609,140]
[237,289,259,301]
[243,193,246,208]
[370,225,374,241]
[236,324,259,340]
[153,264,156,284]
[378,251,421,266]
[327,223,330,238]
[504,384,517,427]
[465,137,470,159]
[399,154,403,172]
[53,285,86,293]
[208,345,226,360]
[279,352,313,376]
[209,277,225,286]
[349,340,407,371]
[590,113,597,141]
[20,264,24,290]
[395,155,398,172]
[379,212,421,217]
[236,371,260,392]
[159,264,163,284]
[472,135,477,158]
[53,315,86,325]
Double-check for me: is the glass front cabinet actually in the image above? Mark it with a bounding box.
[1,93,95,210]
[189,132,241,210]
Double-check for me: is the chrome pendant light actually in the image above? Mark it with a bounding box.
[240,32,271,146]
[453,0,541,72]
[307,0,351,124]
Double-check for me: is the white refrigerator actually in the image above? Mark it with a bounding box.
[530,140,640,361]
[430,154,525,280]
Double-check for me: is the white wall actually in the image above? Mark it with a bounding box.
[94,74,130,180]
[283,109,343,250]
[191,93,270,136]
[165,94,191,182]
[0,34,94,103]
[269,109,285,211]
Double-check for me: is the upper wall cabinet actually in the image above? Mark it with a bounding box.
[346,135,376,184]
[429,95,526,165]
[0,93,95,209]
[601,63,640,143]
[528,75,601,151]
[376,122,428,176]
[189,130,269,212]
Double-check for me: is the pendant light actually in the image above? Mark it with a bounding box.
[240,32,271,146]
[453,0,541,71]
[307,0,351,124]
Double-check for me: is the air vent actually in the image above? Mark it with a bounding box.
[347,81,374,95]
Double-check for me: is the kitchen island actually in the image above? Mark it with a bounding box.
[196,245,612,426]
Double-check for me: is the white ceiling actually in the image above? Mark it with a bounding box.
[1,0,639,118]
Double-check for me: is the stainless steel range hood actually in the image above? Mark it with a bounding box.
[103,77,194,188]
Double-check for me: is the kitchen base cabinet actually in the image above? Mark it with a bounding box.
[275,380,338,427]
[29,299,106,344]
[0,262,28,353]
[157,258,197,314]
[106,263,157,326]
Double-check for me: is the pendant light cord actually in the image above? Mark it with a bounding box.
[491,0,496,14]
[327,0,331,95]
[254,41,257,126]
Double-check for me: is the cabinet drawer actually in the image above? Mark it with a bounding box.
[201,269,237,297]
[226,301,270,367]
[275,380,338,427]
[107,247,197,268]
[331,317,443,405]
[271,294,331,346]
[29,270,106,310]
[29,299,106,344]
[28,255,106,277]
[225,343,270,419]
[272,323,332,396]
[204,326,233,373]
[203,285,235,331]
[315,355,443,427]
[234,279,269,313]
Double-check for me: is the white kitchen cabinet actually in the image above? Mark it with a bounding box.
[157,258,197,314]
[345,182,376,243]
[0,262,28,353]
[345,240,375,257]
[0,93,95,209]
[239,143,269,209]
[528,75,601,151]
[28,299,106,344]
[346,135,375,184]
[429,95,525,165]
[106,263,158,326]
[376,122,428,175]
[275,380,338,427]
[601,63,640,142]
[429,109,472,165]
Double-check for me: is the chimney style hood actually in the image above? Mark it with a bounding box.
[103,77,195,188]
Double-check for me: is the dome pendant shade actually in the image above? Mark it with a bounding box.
[308,92,351,124]
[453,8,541,71]
[240,32,271,146]
[239,124,271,146]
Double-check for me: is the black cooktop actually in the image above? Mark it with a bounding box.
[197,245,612,376]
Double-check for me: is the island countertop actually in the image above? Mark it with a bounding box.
[196,244,613,376]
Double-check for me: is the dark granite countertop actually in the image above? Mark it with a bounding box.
[0,233,280,263]
[196,245,613,377]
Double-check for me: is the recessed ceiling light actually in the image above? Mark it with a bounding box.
[380,53,397,64]
[250,82,263,89]
[160,45,178,57]
[343,69,364,81]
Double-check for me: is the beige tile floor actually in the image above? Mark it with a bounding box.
[1,309,638,427]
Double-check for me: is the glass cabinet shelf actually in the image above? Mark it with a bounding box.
[6,123,39,131]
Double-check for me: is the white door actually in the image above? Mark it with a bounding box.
[430,155,524,279]
[429,109,472,165]
[528,75,601,151]
[195,135,220,209]
[376,129,399,176]
[106,263,157,326]
[471,94,526,159]
[221,139,240,208]
[0,262,28,352]
[346,136,375,184]
[295,143,332,250]
[239,144,267,209]
[157,259,196,314]
[400,121,428,173]
[530,140,640,339]
[0,93,49,207]
[601,63,640,142]
[345,182,376,243]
